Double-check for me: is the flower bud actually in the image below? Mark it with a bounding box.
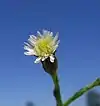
[41,55,58,75]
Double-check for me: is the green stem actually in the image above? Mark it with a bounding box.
[52,74,63,106]
[63,78,100,106]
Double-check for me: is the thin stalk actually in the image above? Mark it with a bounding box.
[63,78,100,106]
[52,74,63,106]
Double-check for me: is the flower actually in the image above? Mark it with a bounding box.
[24,30,60,63]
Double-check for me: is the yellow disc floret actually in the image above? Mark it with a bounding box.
[34,35,54,57]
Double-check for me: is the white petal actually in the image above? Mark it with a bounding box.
[53,33,59,43]
[24,45,37,55]
[41,56,48,61]
[28,37,36,46]
[37,31,42,37]
[50,55,55,63]
[30,35,37,40]
[53,45,59,52]
[34,57,41,63]
[28,35,37,45]
[24,46,33,52]
[24,42,31,48]
[50,32,53,36]
[43,30,50,36]
[56,40,60,45]
[51,33,59,46]
[24,52,34,55]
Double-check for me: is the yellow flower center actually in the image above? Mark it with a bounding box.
[34,35,54,57]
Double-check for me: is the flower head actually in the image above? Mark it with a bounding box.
[24,30,60,63]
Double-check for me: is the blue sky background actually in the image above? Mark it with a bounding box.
[0,0,100,106]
